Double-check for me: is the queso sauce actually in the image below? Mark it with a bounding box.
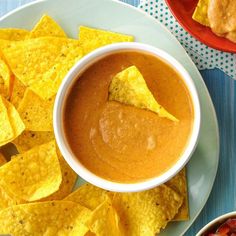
[64,51,194,183]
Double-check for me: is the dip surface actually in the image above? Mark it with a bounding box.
[64,51,194,183]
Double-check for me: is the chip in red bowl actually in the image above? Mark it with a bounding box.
[165,0,236,53]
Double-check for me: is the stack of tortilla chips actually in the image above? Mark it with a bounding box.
[0,15,188,235]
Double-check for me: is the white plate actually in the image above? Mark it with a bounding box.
[0,0,219,235]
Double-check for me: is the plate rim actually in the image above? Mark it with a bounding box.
[0,0,220,235]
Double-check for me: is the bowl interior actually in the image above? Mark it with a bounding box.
[54,43,201,192]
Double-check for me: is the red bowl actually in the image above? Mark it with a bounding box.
[165,0,236,53]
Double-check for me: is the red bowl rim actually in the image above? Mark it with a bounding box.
[165,0,236,53]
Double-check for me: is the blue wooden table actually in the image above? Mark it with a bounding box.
[1,0,235,235]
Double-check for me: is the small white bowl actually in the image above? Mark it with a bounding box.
[196,211,236,235]
[53,42,201,192]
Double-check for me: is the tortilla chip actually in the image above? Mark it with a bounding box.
[0,96,14,145]
[2,37,83,99]
[13,131,54,153]
[0,153,6,166]
[0,76,8,99]
[65,183,113,210]
[192,0,210,26]
[79,26,134,54]
[166,168,189,221]
[0,39,11,57]
[6,99,25,136]
[0,154,26,211]
[0,58,11,90]
[0,56,15,101]
[42,149,77,201]
[85,232,96,236]
[109,65,178,121]
[9,76,26,108]
[0,28,29,40]
[1,37,66,86]
[0,185,25,211]
[0,201,91,235]
[87,200,123,236]
[29,14,67,38]
[0,96,25,147]
[0,141,62,201]
[17,88,54,131]
[30,40,83,100]
[112,184,183,235]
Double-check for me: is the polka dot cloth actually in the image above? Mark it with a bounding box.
[139,0,236,79]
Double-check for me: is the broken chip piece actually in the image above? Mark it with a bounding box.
[0,201,91,236]
[87,200,123,236]
[0,141,62,201]
[113,184,183,235]
[192,0,210,27]
[17,88,54,131]
[13,131,54,153]
[0,95,25,147]
[166,168,189,221]
[65,183,113,210]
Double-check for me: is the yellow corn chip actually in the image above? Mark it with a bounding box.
[13,131,54,153]
[79,26,134,54]
[113,185,183,235]
[87,200,123,236]
[2,37,82,99]
[1,37,66,86]
[192,0,210,26]
[0,28,29,40]
[9,76,26,108]
[17,88,54,131]
[0,185,25,211]
[0,201,91,235]
[65,183,113,210]
[166,168,189,221]
[5,98,25,139]
[0,152,6,166]
[0,58,11,90]
[0,76,8,99]
[0,96,13,145]
[85,232,96,236]
[0,141,62,201]
[29,14,67,38]
[0,156,26,211]
[0,55,16,101]
[109,65,178,121]
[30,40,83,99]
[0,96,25,147]
[42,149,77,200]
[0,39,11,54]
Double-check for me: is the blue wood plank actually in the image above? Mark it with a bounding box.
[186,69,236,235]
[1,1,235,236]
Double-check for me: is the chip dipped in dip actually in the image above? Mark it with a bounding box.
[63,50,194,183]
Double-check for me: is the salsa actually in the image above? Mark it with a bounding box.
[204,218,236,236]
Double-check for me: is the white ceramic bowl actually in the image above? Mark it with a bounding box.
[196,211,236,235]
[53,42,201,192]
